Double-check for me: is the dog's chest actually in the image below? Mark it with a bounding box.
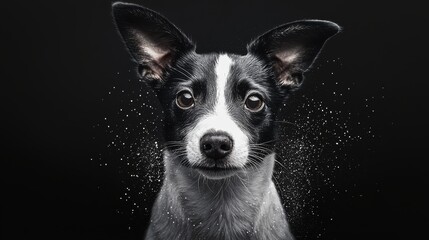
[176,179,264,239]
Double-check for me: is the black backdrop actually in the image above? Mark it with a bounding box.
[3,0,428,239]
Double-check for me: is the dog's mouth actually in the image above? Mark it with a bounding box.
[193,165,240,179]
[194,165,239,171]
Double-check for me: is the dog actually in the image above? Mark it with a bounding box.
[112,2,340,239]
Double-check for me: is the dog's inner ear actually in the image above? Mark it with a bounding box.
[113,3,195,84]
[248,20,340,88]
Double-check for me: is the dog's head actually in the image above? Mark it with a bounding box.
[113,2,340,179]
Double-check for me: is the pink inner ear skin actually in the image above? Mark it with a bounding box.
[274,47,301,66]
[272,48,304,86]
[142,46,172,78]
[138,42,173,80]
[143,46,170,64]
[277,70,296,86]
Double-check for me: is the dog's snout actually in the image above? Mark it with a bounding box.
[200,132,233,159]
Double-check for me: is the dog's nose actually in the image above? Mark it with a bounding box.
[200,132,233,159]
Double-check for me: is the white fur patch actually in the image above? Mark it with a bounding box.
[185,54,249,167]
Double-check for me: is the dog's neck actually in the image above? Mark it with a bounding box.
[150,151,288,239]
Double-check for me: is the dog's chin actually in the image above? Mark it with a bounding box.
[190,159,242,179]
[195,166,240,180]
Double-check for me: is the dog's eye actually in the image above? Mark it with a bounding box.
[176,90,195,109]
[245,94,264,112]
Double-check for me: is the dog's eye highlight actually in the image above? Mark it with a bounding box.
[176,90,195,109]
[245,94,264,112]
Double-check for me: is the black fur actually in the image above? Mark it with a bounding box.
[113,0,340,174]
[112,2,340,167]
[112,2,340,239]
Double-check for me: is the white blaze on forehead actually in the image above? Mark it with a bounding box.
[214,54,233,113]
[185,54,249,167]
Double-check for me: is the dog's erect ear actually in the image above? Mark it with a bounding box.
[112,2,195,85]
[248,20,340,88]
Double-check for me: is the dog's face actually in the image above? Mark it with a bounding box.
[159,53,278,178]
[113,2,339,179]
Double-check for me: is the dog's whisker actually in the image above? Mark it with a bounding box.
[204,176,215,194]
[273,120,298,127]
[249,148,272,155]
[274,159,288,171]
[213,176,228,199]
[249,146,274,152]
[172,78,190,82]
[171,65,194,79]
[171,67,192,79]
[249,139,277,146]
[236,174,254,198]
[197,173,202,194]
[176,65,196,79]
[271,174,285,199]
